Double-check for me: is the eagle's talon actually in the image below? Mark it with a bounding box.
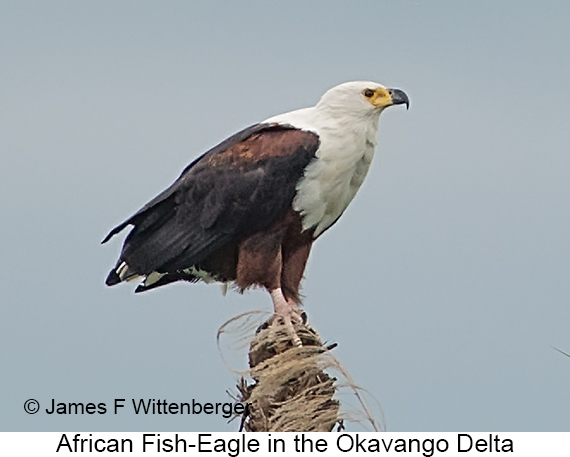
[271,313,303,347]
[270,288,304,347]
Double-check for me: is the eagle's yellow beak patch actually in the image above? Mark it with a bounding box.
[364,87,410,109]
[369,88,392,108]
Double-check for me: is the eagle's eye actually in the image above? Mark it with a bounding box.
[363,89,375,98]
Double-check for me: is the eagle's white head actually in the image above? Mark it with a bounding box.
[264,80,408,132]
[316,80,409,118]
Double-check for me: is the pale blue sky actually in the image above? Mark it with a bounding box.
[2,1,569,431]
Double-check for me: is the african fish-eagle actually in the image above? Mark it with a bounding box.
[103,81,409,343]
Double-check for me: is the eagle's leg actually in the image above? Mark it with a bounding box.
[270,288,303,347]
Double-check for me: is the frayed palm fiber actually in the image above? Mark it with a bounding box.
[218,311,382,432]
[236,320,340,432]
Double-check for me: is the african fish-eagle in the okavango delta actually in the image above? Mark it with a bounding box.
[103,81,409,345]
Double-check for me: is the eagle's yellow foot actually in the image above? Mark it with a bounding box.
[270,288,303,347]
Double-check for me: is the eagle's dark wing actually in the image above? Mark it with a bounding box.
[103,123,319,287]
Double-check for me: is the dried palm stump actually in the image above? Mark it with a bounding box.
[236,318,341,432]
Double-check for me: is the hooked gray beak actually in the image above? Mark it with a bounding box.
[388,88,410,110]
